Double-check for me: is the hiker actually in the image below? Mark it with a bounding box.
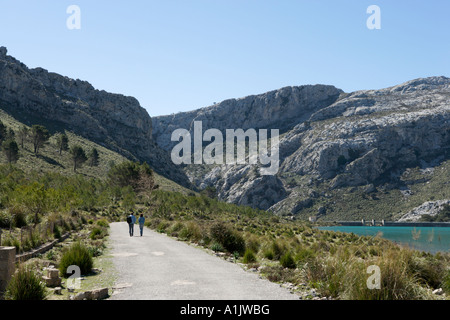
[138,214,146,237]
[127,213,136,237]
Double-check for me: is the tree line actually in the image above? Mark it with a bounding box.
[0,120,100,172]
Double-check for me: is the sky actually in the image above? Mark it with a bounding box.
[0,0,449,117]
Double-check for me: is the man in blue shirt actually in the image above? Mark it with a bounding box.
[127,213,136,237]
[138,214,146,237]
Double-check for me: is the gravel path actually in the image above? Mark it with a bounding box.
[108,222,299,300]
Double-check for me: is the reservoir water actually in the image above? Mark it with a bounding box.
[317,226,450,254]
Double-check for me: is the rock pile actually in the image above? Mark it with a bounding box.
[42,266,61,288]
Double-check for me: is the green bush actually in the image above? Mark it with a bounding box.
[280,253,296,269]
[271,240,286,260]
[90,226,107,240]
[211,242,224,253]
[295,247,316,264]
[157,221,171,233]
[243,249,257,264]
[96,219,109,228]
[0,210,12,228]
[59,242,93,277]
[179,222,202,242]
[5,265,47,300]
[263,248,274,260]
[53,226,61,239]
[443,270,450,294]
[169,221,184,237]
[210,222,246,255]
[245,235,261,254]
[11,206,27,228]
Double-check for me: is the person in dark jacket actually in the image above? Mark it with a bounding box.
[127,213,136,237]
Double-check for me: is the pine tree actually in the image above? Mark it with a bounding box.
[70,145,87,172]
[88,148,100,167]
[2,139,19,165]
[30,125,50,155]
[0,120,6,144]
[56,133,69,155]
[17,126,29,148]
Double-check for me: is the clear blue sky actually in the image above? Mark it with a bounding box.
[1,1,449,116]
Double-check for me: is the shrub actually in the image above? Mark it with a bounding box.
[169,221,184,237]
[211,242,224,253]
[96,219,109,228]
[443,270,450,294]
[53,226,61,239]
[210,222,245,255]
[263,249,274,260]
[0,210,12,228]
[407,255,447,289]
[271,240,286,260]
[157,221,171,233]
[90,226,107,240]
[5,265,47,300]
[295,247,316,265]
[261,266,298,284]
[245,235,261,254]
[243,249,257,264]
[179,222,202,242]
[59,242,93,277]
[10,206,27,228]
[280,253,296,269]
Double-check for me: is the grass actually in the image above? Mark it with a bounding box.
[4,264,48,300]
[142,189,450,300]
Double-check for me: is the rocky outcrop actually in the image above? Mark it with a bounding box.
[154,75,450,216]
[195,165,287,210]
[153,85,343,151]
[399,200,450,222]
[280,76,450,187]
[0,47,190,186]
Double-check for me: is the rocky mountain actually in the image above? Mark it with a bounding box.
[153,76,450,221]
[399,200,450,222]
[153,85,343,151]
[0,47,190,187]
[2,46,448,221]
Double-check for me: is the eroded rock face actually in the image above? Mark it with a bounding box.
[280,76,450,187]
[3,46,449,217]
[152,84,343,151]
[154,75,450,214]
[0,47,190,186]
[399,200,450,222]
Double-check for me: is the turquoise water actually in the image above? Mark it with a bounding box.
[317,226,450,254]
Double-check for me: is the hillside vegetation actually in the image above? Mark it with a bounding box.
[0,111,449,300]
[0,109,192,195]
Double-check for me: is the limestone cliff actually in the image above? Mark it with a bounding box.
[153,76,450,220]
[0,46,190,187]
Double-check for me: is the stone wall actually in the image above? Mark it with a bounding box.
[15,232,71,263]
[0,247,16,297]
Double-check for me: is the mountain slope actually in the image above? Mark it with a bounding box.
[0,108,193,196]
[0,46,190,188]
[153,76,450,221]
[2,46,448,221]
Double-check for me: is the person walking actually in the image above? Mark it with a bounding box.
[127,213,136,237]
[138,214,146,237]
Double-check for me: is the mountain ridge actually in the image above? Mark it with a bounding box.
[0,46,191,188]
[152,75,450,221]
[1,46,449,221]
